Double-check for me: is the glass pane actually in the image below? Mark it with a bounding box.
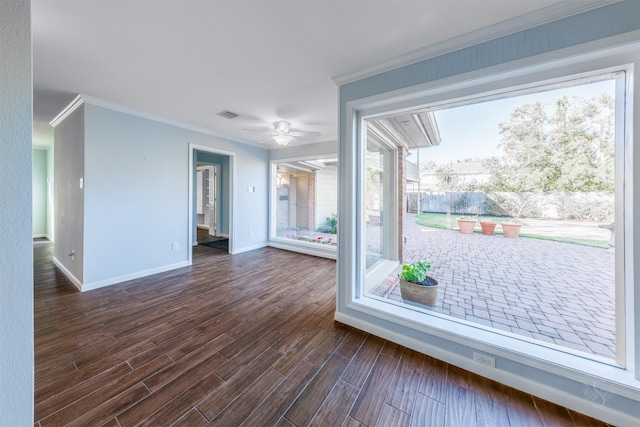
[365,76,620,361]
[365,137,391,270]
[273,159,338,247]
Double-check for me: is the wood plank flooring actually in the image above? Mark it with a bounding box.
[34,240,610,426]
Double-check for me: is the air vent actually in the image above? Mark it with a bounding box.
[216,110,240,120]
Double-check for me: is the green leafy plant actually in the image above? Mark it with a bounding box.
[399,260,432,284]
[317,213,337,234]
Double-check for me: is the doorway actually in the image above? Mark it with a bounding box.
[196,164,220,241]
[189,144,234,260]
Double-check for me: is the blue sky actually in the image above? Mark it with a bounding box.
[412,79,616,164]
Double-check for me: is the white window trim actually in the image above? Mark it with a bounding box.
[337,40,639,424]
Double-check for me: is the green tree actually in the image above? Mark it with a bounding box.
[483,94,615,193]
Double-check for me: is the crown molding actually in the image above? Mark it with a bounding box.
[332,0,619,85]
[49,94,84,127]
[49,94,260,147]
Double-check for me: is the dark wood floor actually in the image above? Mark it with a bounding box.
[34,240,610,426]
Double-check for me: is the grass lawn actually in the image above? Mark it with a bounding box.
[415,213,609,249]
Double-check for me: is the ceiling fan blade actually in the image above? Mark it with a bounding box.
[242,126,272,133]
[289,129,321,137]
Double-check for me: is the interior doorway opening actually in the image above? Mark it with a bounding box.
[196,164,220,240]
[188,145,234,260]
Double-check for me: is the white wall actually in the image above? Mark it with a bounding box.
[315,166,338,229]
[0,1,34,424]
[76,102,268,289]
[54,105,85,285]
[47,145,55,241]
[270,140,338,161]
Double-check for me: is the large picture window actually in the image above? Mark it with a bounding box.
[361,74,624,364]
[269,157,338,258]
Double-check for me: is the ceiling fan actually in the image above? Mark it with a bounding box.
[245,120,320,146]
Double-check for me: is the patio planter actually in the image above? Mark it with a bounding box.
[457,219,476,234]
[479,221,496,235]
[399,276,439,307]
[501,222,521,238]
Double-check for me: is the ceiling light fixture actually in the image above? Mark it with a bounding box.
[274,135,293,146]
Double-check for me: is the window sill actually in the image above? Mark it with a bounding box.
[269,238,337,260]
[343,296,640,401]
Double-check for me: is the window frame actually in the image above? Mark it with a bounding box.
[337,44,639,413]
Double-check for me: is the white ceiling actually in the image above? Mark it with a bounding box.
[32,0,602,149]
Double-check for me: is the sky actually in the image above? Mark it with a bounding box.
[409,78,616,165]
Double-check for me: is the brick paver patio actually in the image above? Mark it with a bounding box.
[370,215,616,359]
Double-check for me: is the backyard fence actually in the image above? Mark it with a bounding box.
[408,191,614,221]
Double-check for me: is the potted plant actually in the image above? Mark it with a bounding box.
[479,219,496,235]
[501,221,522,238]
[457,216,477,234]
[398,260,439,306]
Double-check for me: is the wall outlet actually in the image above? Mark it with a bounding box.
[473,352,496,368]
[172,242,179,251]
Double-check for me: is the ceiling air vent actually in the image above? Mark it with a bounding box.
[216,110,240,120]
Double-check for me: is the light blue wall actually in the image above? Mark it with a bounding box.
[32,148,48,237]
[0,0,34,424]
[340,1,640,104]
[337,1,640,424]
[81,103,269,288]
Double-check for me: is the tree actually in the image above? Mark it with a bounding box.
[483,93,615,193]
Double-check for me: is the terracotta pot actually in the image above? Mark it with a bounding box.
[399,276,439,306]
[457,219,476,234]
[479,221,496,235]
[501,222,522,238]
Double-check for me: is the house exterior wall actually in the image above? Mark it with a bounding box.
[315,166,338,231]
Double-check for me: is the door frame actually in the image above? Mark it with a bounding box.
[188,143,235,262]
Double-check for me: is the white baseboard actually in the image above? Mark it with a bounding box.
[81,261,191,292]
[334,312,640,427]
[231,242,267,255]
[52,257,83,292]
[52,257,191,293]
